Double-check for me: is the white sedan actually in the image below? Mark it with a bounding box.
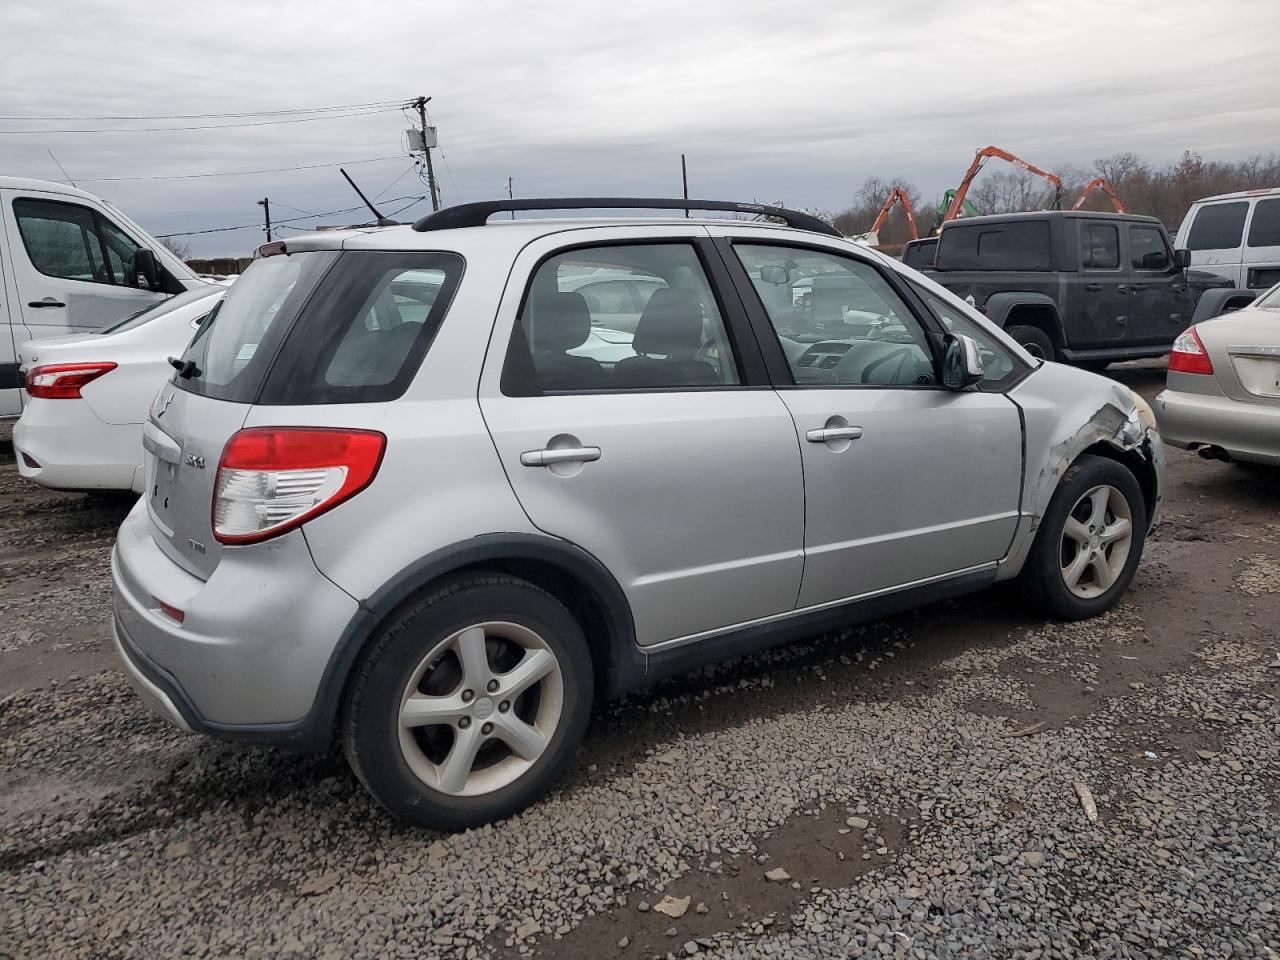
[13,285,225,493]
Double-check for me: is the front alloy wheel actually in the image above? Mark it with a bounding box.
[1059,485,1133,599]
[1021,454,1147,620]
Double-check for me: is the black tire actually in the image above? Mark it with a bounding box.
[1006,324,1056,362]
[343,573,593,829]
[1020,455,1147,620]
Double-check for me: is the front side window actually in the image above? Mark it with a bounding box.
[735,243,936,387]
[1247,198,1280,248]
[1080,224,1119,269]
[13,199,112,284]
[504,243,740,393]
[1130,225,1171,271]
[1186,202,1247,250]
[909,281,1020,388]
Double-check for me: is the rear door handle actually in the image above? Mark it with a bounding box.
[806,426,863,443]
[520,446,601,467]
[1130,283,1146,291]
[1083,283,1102,292]
[27,298,65,308]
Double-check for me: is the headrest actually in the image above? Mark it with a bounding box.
[633,288,703,357]
[530,291,591,353]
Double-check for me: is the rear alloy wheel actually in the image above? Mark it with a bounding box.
[344,575,592,829]
[1006,324,1055,362]
[1022,454,1146,619]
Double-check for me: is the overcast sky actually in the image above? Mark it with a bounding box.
[3,0,1278,256]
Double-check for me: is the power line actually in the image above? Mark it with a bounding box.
[0,106,401,135]
[67,155,405,183]
[0,99,408,122]
[154,194,426,238]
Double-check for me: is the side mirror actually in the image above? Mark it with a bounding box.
[133,248,160,290]
[942,333,984,390]
[759,264,790,285]
[1174,248,1192,271]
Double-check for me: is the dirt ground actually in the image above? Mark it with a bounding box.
[2,362,1278,959]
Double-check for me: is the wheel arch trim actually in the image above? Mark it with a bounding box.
[305,533,643,750]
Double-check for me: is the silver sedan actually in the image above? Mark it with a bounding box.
[1156,285,1280,467]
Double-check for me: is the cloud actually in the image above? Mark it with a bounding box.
[2,0,1276,254]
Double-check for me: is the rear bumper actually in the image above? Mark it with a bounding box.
[111,498,360,750]
[14,399,143,492]
[1154,388,1280,466]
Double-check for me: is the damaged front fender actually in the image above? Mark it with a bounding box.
[999,365,1164,579]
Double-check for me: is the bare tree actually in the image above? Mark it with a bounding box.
[159,236,193,262]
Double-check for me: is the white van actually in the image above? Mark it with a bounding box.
[0,177,205,417]
[1174,188,1280,292]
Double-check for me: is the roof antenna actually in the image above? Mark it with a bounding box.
[339,167,396,226]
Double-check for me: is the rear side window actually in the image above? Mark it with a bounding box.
[502,243,741,394]
[1247,198,1280,247]
[935,221,1051,271]
[1186,202,1247,250]
[1080,224,1119,269]
[902,239,938,269]
[177,250,463,404]
[1130,225,1171,271]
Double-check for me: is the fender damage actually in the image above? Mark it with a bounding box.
[1001,364,1164,578]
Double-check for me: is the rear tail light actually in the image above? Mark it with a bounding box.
[1168,326,1214,375]
[213,427,386,544]
[25,362,117,399]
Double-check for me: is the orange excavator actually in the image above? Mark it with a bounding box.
[932,145,1063,233]
[1071,177,1127,213]
[853,186,919,247]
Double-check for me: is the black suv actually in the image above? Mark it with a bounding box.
[919,211,1255,368]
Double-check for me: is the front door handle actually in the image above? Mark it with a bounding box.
[28,298,65,308]
[520,446,601,467]
[1130,283,1146,291]
[1083,283,1103,292]
[806,426,863,443]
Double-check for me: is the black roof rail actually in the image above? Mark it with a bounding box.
[411,197,841,237]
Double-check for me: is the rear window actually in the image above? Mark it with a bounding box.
[902,238,937,269]
[176,250,463,404]
[1247,198,1280,248]
[935,220,1051,271]
[1186,202,1248,250]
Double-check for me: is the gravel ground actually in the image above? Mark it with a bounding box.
[2,364,1279,959]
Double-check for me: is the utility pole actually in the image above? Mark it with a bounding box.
[256,198,272,241]
[507,176,514,219]
[413,95,441,212]
[681,154,689,217]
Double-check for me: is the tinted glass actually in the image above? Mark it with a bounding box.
[1247,198,1280,247]
[910,281,1019,387]
[902,238,938,269]
[736,244,935,387]
[13,199,108,284]
[178,250,464,404]
[504,244,740,393]
[936,220,1051,271]
[1186,202,1247,250]
[1130,226,1171,271]
[1080,224,1119,269]
[98,285,222,333]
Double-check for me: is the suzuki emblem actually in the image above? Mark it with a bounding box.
[184,454,205,469]
[156,391,175,418]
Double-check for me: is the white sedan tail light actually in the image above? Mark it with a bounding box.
[25,362,117,399]
[212,427,386,544]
